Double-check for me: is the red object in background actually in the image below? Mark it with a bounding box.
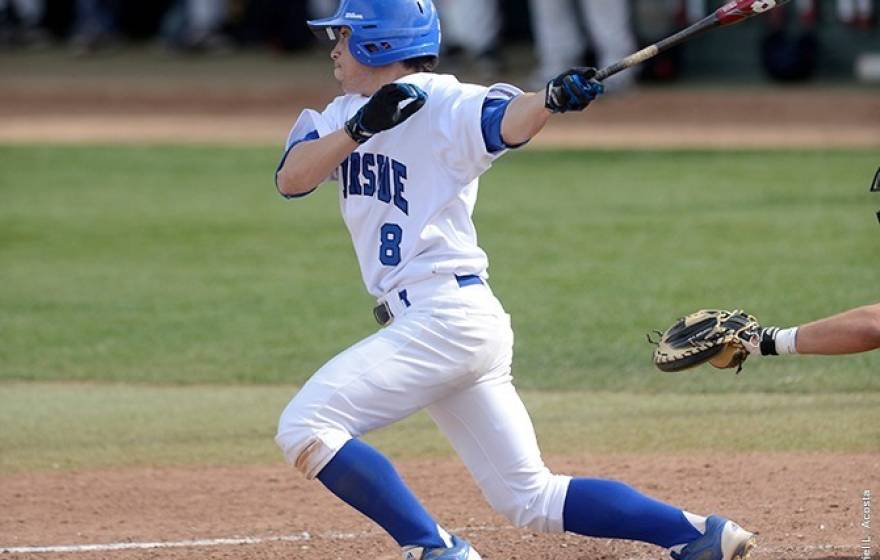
[838,0,877,29]
[797,0,818,25]
[715,0,791,26]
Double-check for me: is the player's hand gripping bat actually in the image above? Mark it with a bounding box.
[594,0,793,81]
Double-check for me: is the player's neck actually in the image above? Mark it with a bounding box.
[358,65,415,96]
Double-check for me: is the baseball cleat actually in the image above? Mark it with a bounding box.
[671,515,756,560]
[403,534,482,560]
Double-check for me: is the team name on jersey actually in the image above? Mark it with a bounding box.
[340,152,410,216]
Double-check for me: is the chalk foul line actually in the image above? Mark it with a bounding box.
[0,526,859,556]
[0,527,499,555]
[0,533,312,554]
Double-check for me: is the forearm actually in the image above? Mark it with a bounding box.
[277,129,358,196]
[795,303,880,355]
[500,92,553,146]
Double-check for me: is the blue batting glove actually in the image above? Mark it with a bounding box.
[545,67,604,114]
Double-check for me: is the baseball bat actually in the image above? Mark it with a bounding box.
[594,0,793,81]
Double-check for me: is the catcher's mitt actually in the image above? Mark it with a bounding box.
[649,309,761,374]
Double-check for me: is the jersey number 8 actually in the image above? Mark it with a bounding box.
[379,223,402,266]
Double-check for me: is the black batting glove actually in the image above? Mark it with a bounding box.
[345,83,428,144]
[545,67,604,114]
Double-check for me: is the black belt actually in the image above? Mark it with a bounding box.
[372,274,483,326]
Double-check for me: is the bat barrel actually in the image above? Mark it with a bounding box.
[715,0,793,27]
[594,0,791,82]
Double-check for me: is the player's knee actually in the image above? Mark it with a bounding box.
[487,471,570,533]
[275,405,351,480]
[273,418,312,474]
[275,427,353,480]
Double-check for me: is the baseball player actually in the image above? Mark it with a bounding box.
[528,0,638,90]
[744,302,880,357]
[651,303,880,375]
[273,1,755,559]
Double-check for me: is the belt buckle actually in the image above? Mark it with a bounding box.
[373,301,393,326]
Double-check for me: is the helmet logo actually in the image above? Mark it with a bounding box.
[345,11,365,19]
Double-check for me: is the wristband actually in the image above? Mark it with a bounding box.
[760,326,799,355]
[775,327,799,355]
[345,117,375,144]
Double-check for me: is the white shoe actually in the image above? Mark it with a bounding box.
[403,534,482,560]
[671,515,756,560]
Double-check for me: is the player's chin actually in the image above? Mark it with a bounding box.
[339,80,361,95]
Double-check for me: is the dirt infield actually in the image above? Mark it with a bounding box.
[2,453,876,559]
[1,77,878,148]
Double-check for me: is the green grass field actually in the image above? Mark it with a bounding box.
[2,146,877,390]
[1,146,878,472]
[1,383,877,473]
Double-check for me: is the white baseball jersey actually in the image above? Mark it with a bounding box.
[275,73,573,536]
[282,73,523,298]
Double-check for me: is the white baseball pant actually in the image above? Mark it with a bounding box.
[185,0,227,35]
[436,0,502,55]
[529,0,638,88]
[275,275,571,533]
[0,0,43,25]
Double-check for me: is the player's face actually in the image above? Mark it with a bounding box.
[331,28,374,95]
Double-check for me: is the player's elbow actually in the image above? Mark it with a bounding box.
[276,166,317,198]
[864,305,880,349]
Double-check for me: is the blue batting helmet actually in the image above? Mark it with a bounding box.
[308,0,441,67]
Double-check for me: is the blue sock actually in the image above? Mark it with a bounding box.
[562,478,702,548]
[317,439,447,549]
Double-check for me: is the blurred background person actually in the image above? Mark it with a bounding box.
[683,0,705,23]
[528,0,638,91]
[436,0,503,77]
[308,0,337,19]
[760,0,820,82]
[0,0,46,46]
[69,0,119,53]
[237,0,311,52]
[161,0,231,52]
[837,0,876,30]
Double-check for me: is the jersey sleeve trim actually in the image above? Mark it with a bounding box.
[473,83,525,162]
[275,129,320,200]
[481,97,529,154]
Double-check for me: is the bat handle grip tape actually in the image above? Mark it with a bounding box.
[595,46,659,81]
